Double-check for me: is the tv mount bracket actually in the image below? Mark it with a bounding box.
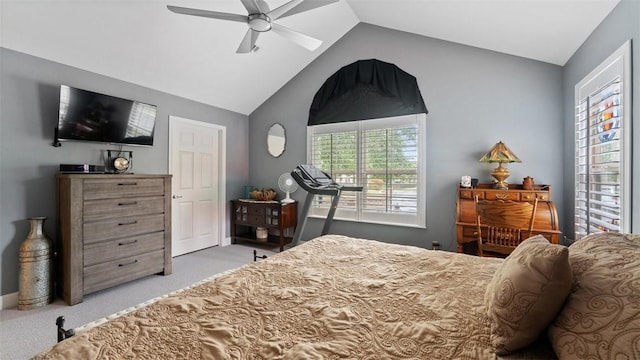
[53,127,62,147]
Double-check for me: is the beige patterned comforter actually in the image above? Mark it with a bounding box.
[34,235,555,359]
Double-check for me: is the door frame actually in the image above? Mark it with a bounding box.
[168,115,227,255]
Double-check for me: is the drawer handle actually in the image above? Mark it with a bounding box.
[118,259,138,267]
[117,182,138,186]
[118,239,138,246]
[495,193,508,200]
[118,201,138,206]
[118,221,138,226]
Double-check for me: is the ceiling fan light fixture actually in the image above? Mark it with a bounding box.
[249,14,272,32]
[168,0,338,52]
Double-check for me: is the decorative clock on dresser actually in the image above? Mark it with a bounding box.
[56,174,172,305]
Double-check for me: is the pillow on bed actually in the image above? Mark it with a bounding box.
[485,235,572,355]
[548,233,640,360]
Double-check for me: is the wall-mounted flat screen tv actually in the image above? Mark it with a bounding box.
[57,85,157,146]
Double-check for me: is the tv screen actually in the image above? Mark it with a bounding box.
[57,85,157,146]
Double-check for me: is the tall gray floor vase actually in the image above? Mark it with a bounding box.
[18,216,54,310]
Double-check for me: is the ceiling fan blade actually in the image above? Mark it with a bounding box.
[275,0,339,19]
[167,5,247,23]
[268,0,303,20]
[256,0,271,13]
[240,0,268,15]
[237,28,260,53]
[270,23,322,51]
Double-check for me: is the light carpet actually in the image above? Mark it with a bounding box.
[0,243,277,359]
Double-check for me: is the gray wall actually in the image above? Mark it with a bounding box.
[562,0,640,238]
[248,23,564,250]
[0,47,250,296]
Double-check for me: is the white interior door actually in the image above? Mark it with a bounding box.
[169,116,226,256]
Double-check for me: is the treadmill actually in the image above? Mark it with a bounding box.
[290,164,363,246]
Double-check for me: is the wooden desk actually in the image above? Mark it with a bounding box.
[455,184,561,255]
[231,200,297,252]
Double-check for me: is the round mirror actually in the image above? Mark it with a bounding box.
[267,123,286,158]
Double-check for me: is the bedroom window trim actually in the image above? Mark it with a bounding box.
[574,40,631,239]
[306,113,427,228]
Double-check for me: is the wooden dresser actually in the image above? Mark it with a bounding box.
[230,200,297,252]
[455,183,561,255]
[57,174,172,305]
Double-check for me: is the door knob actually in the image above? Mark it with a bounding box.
[172,195,183,199]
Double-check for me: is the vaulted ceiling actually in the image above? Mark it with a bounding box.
[0,0,620,115]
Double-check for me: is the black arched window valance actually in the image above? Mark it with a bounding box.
[308,59,427,126]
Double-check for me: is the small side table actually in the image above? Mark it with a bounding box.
[230,200,297,251]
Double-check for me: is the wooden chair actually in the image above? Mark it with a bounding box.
[474,195,538,257]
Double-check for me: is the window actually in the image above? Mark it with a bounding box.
[574,41,631,238]
[307,113,426,228]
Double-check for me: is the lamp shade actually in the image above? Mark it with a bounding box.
[479,141,521,163]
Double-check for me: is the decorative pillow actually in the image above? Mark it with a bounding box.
[485,235,572,354]
[548,233,640,359]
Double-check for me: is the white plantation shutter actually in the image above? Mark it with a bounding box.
[574,41,631,239]
[309,127,358,213]
[307,114,426,227]
[361,123,418,216]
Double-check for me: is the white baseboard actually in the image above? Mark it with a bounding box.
[1,292,18,309]
[221,236,231,246]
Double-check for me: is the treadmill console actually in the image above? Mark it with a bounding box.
[294,164,336,188]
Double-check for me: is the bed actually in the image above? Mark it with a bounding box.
[34,233,639,359]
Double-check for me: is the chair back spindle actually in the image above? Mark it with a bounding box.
[474,195,538,257]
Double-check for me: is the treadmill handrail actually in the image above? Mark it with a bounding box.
[340,185,364,192]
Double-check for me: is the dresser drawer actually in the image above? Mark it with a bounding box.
[83,214,165,244]
[234,204,271,225]
[83,250,165,294]
[249,215,264,224]
[459,189,484,200]
[249,205,265,216]
[84,232,165,267]
[462,226,479,239]
[84,196,165,222]
[485,191,519,201]
[83,178,165,200]
[520,192,536,201]
[536,192,550,201]
[518,192,551,202]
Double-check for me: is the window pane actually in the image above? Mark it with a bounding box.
[310,131,356,211]
[308,114,425,227]
[362,126,418,214]
[574,42,630,239]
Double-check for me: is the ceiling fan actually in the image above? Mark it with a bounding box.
[167,0,339,53]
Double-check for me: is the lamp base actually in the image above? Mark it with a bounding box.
[493,181,509,190]
[491,163,510,190]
